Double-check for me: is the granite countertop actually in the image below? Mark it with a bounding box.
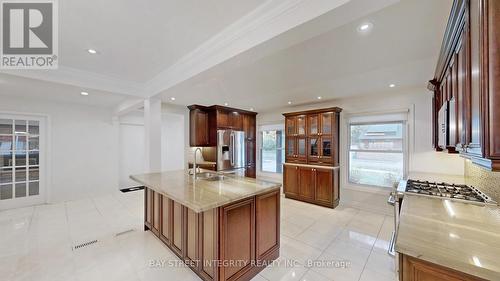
[396,194,500,280]
[130,170,281,213]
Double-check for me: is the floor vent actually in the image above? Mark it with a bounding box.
[120,186,145,193]
[73,240,98,250]
[115,229,135,237]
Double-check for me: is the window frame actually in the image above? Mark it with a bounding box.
[258,125,285,174]
[347,120,408,189]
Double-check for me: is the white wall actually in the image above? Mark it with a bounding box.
[0,95,119,203]
[118,105,188,188]
[161,112,185,171]
[119,111,145,188]
[257,87,464,214]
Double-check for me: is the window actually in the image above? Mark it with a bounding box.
[348,122,405,188]
[0,119,40,200]
[260,129,285,173]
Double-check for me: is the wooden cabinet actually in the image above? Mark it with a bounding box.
[315,168,334,205]
[286,115,306,136]
[217,110,243,130]
[298,167,315,200]
[283,107,341,208]
[285,137,307,163]
[160,196,171,245]
[400,254,485,281]
[188,105,257,177]
[243,114,256,141]
[189,108,212,147]
[144,187,280,281]
[283,164,339,208]
[255,190,280,260]
[284,108,340,166]
[283,165,299,196]
[430,0,500,170]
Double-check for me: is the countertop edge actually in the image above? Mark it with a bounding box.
[395,195,500,281]
[130,174,281,213]
[395,244,497,281]
[283,163,340,170]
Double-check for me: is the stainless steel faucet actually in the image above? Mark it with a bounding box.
[193,147,202,179]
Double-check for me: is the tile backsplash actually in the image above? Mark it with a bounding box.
[465,160,500,203]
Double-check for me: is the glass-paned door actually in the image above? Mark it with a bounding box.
[308,115,319,136]
[0,115,44,210]
[296,115,306,136]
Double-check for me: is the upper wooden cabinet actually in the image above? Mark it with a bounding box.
[243,114,256,141]
[189,108,212,147]
[284,108,341,166]
[429,0,500,170]
[188,105,257,178]
[286,115,306,136]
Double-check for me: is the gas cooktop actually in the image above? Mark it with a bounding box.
[404,179,496,205]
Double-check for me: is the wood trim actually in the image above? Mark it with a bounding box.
[283,107,342,117]
[485,0,500,159]
[400,254,487,281]
[188,104,258,116]
[432,0,468,82]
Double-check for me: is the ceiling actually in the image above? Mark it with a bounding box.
[0,74,129,108]
[59,0,266,83]
[0,0,453,112]
[160,0,452,112]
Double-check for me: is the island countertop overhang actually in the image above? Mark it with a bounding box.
[130,169,281,213]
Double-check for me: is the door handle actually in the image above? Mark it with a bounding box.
[231,133,235,166]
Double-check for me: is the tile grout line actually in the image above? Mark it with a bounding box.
[356,215,388,281]
[294,206,360,281]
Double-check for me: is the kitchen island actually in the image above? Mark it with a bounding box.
[130,170,281,281]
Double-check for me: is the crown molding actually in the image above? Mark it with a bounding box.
[0,66,144,96]
[144,0,351,97]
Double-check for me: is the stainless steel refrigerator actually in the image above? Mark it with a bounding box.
[217,129,245,171]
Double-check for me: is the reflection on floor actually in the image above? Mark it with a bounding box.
[0,191,395,281]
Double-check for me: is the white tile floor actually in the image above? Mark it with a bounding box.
[0,191,396,281]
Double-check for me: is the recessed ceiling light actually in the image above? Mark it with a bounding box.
[389,84,396,88]
[287,101,292,105]
[224,102,228,106]
[80,91,89,96]
[357,22,373,33]
[170,97,176,101]
[317,96,322,100]
[87,49,98,54]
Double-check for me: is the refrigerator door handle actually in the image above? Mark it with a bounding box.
[230,132,235,166]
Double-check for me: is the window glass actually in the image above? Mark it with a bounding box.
[260,129,285,173]
[349,122,405,188]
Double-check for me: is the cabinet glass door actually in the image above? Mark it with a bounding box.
[308,137,319,162]
[321,112,333,135]
[297,138,306,161]
[286,117,296,136]
[286,138,296,159]
[320,137,333,164]
[308,115,319,136]
[297,115,306,136]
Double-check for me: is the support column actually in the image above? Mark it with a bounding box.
[144,98,162,173]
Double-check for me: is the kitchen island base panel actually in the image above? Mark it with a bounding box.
[144,187,280,281]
